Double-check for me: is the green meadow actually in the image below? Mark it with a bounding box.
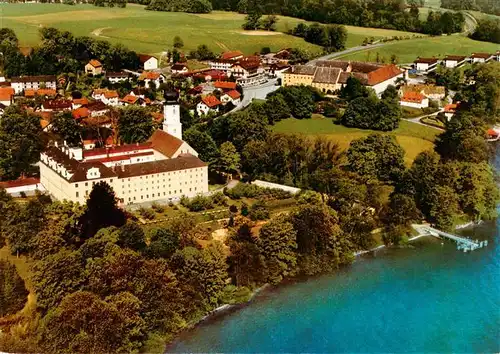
[0,3,418,56]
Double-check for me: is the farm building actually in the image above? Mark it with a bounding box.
[85,60,103,75]
[139,54,158,70]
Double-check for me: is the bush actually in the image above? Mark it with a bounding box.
[229,205,238,213]
[0,260,29,317]
[138,207,155,220]
[211,192,227,206]
[151,202,165,213]
[224,183,292,200]
[249,201,270,221]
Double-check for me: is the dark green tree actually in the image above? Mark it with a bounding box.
[0,260,28,317]
[51,111,82,146]
[118,221,146,252]
[118,106,154,144]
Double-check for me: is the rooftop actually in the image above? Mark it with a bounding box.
[401,91,425,103]
[116,154,206,178]
[139,54,156,63]
[471,52,492,59]
[149,129,184,158]
[221,50,244,60]
[11,75,56,83]
[414,57,438,64]
[88,59,102,68]
[226,89,241,99]
[201,95,221,108]
[312,67,341,84]
[214,81,237,90]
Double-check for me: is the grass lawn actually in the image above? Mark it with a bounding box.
[339,35,500,64]
[272,115,440,165]
[0,3,421,56]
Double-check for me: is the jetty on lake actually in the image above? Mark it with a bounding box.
[413,225,488,252]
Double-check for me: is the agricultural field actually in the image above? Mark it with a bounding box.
[339,35,500,64]
[272,116,439,166]
[0,3,419,56]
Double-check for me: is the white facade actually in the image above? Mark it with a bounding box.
[209,60,233,72]
[11,77,57,94]
[196,102,219,116]
[371,73,405,96]
[400,97,429,109]
[163,102,182,140]
[220,94,240,105]
[143,57,158,70]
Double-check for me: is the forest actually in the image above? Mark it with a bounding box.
[441,0,500,16]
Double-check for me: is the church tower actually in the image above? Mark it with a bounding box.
[163,90,182,140]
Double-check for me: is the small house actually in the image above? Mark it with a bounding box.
[139,72,165,89]
[92,89,120,106]
[220,89,241,105]
[444,103,458,120]
[139,54,158,71]
[0,87,15,107]
[85,60,103,76]
[414,57,438,72]
[171,63,189,75]
[443,55,467,68]
[196,95,221,116]
[400,91,429,109]
[106,72,129,84]
[220,50,244,61]
[470,52,493,63]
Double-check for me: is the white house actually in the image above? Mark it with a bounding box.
[92,89,120,106]
[171,63,189,75]
[86,101,110,117]
[414,57,438,72]
[139,72,166,89]
[400,91,429,109]
[196,95,221,116]
[85,60,103,75]
[209,59,234,73]
[106,72,130,84]
[139,55,159,71]
[220,89,241,105]
[443,55,467,68]
[444,103,458,120]
[470,52,493,63]
[0,177,45,197]
[11,75,57,94]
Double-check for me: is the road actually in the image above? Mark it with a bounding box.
[307,43,386,65]
[403,109,444,130]
[221,78,279,117]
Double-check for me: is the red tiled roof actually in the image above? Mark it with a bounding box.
[116,154,206,178]
[0,177,40,189]
[94,151,154,163]
[40,119,50,130]
[139,54,156,64]
[84,142,152,158]
[72,107,89,119]
[104,90,119,99]
[226,89,241,99]
[414,57,438,64]
[149,130,184,158]
[171,63,188,71]
[88,59,102,68]
[214,81,237,90]
[42,99,72,110]
[73,97,89,105]
[26,88,57,97]
[221,50,243,60]
[444,103,458,113]
[86,101,108,112]
[444,55,467,61]
[471,52,492,59]
[121,95,139,104]
[139,72,162,80]
[487,129,498,137]
[201,95,221,108]
[367,65,403,86]
[0,87,15,101]
[401,91,425,103]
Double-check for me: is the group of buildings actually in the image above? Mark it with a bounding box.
[414,51,500,72]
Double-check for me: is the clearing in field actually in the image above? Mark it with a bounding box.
[0,4,422,56]
[272,116,439,166]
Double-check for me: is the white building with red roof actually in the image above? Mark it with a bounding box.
[221,90,241,105]
[39,91,208,205]
[92,89,120,106]
[196,95,221,116]
[400,91,429,109]
[139,54,158,70]
[85,59,103,76]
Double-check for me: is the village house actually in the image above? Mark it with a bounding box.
[120,94,150,107]
[139,71,165,88]
[0,177,45,197]
[11,75,57,94]
[41,99,72,112]
[0,87,15,107]
[443,55,468,68]
[72,97,89,109]
[220,90,241,105]
[209,59,234,73]
[85,59,103,76]
[106,72,130,84]
[214,81,237,92]
[231,56,267,87]
[72,107,90,120]
[400,84,446,101]
[194,69,227,82]
[171,63,189,75]
[196,95,221,116]
[220,50,244,61]
[139,54,158,71]
[86,101,110,117]
[414,57,438,72]
[266,63,291,80]
[444,103,458,120]
[92,89,120,106]
[40,92,208,205]
[470,52,494,63]
[400,91,429,109]
[25,88,57,99]
[283,61,404,96]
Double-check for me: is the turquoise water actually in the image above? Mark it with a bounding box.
[168,148,500,353]
[169,229,499,353]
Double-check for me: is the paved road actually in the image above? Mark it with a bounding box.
[307,43,386,65]
[221,78,279,117]
[403,109,444,130]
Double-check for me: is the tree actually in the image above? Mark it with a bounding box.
[173,35,184,49]
[51,111,82,146]
[268,86,316,119]
[170,243,227,310]
[0,106,44,180]
[118,106,154,144]
[227,110,269,151]
[0,260,28,317]
[383,193,421,229]
[260,46,271,54]
[190,44,216,60]
[470,19,500,44]
[261,15,278,31]
[183,127,219,166]
[31,249,85,311]
[347,134,405,183]
[263,94,291,124]
[290,204,352,275]
[145,227,180,259]
[242,12,262,30]
[118,221,146,252]
[341,94,400,131]
[215,141,240,174]
[340,77,370,101]
[258,215,297,284]
[79,182,126,239]
[40,291,144,353]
